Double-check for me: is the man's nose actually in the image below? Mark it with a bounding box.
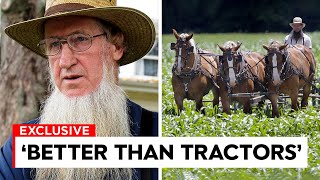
[59,43,77,69]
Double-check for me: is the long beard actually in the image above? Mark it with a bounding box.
[35,62,134,179]
[293,30,302,41]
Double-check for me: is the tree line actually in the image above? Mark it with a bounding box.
[163,0,320,33]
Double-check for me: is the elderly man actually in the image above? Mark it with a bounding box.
[284,17,312,49]
[0,0,158,180]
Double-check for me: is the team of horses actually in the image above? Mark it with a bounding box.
[170,29,317,117]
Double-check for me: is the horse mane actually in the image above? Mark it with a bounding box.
[223,41,237,49]
[179,33,196,54]
[179,33,189,38]
[269,40,282,48]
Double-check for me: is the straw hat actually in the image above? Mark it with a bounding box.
[289,17,306,28]
[4,0,155,66]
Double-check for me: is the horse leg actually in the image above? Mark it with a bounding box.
[196,97,205,114]
[301,76,313,108]
[174,94,184,115]
[220,90,231,114]
[269,93,279,117]
[212,87,220,108]
[301,84,311,108]
[243,98,252,114]
[290,89,299,111]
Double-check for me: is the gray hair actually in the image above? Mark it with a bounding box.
[96,19,127,53]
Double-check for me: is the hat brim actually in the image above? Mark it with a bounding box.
[5,7,155,66]
[289,22,306,28]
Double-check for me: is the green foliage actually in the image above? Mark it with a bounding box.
[162,32,320,179]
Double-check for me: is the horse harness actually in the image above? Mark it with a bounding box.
[172,45,218,93]
[265,45,315,92]
[265,50,293,83]
[219,51,266,94]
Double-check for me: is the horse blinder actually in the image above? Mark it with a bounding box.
[236,55,242,62]
[170,43,176,50]
[187,46,194,54]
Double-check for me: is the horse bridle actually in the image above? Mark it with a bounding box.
[266,50,289,70]
[220,51,244,72]
[171,39,195,68]
[265,50,291,81]
[265,50,287,68]
[219,51,246,81]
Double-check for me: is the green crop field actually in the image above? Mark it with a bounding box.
[162,32,320,179]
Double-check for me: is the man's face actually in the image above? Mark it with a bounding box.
[44,16,123,97]
[291,23,303,32]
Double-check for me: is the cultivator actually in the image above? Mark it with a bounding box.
[204,79,320,111]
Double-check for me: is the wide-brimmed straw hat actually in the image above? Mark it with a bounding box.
[4,0,155,66]
[289,17,306,28]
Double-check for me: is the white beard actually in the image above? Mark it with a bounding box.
[35,63,134,180]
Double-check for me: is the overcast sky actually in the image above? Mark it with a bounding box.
[117,0,159,20]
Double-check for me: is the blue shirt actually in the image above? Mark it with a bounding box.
[0,100,158,180]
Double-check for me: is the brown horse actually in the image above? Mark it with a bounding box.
[171,29,219,114]
[263,41,316,117]
[217,41,266,114]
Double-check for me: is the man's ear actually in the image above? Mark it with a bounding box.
[111,45,124,62]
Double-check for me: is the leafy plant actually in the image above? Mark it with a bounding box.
[162,32,320,179]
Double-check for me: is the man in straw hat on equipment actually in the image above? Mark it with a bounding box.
[284,17,312,49]
[0,0,158,179]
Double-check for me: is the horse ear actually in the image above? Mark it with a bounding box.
[186,34,193,41]
[172,29,179,39]
[217,44,225,52]
[279,44,288,51]
[234,42,242,51]
[262,45,269,51]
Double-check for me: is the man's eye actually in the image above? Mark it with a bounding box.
[74,35,89,42]
[50,41,60,48]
